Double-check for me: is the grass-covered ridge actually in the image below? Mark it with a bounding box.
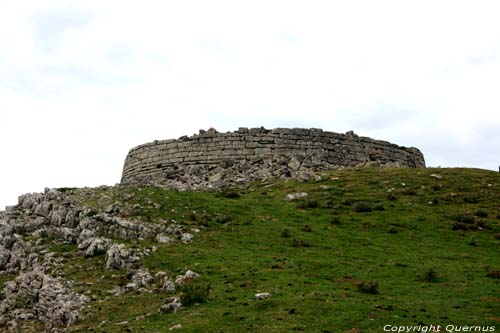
[53,168,499,332]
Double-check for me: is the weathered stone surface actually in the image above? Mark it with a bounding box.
[130,269,154,288]
[105,244,141,270]
[78,237,112,257]
[159,297,181,314]
[285,192,308,201]
[0,269,88,330]
[121,127,425,190]
[255,292,270,300]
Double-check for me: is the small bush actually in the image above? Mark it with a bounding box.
[356,280,379,294]
[403,189,417,196]
[221,190,240,199]
[452,213,475,224]
[373,203,385,211]
[451,222,468,231]
[302,224,312,232]
[424,268,438,282]
[331,216,341,225]
[495,233,500,240]
[117,275,128,287]
[57,187,76,193]
[468,237,478,246]
[474,209,488,218]
[341,198,354,206]
[297,199,320,209]
[476,219,489,229]
[281,228,291,238]
[215,214,232,224]
[388,227,398,234]
[387,193,397,201]
[463,196,479,204]
[180,281,211,305]
[291,238,310,247]
[354,202,372,213]
[486,267,500,279]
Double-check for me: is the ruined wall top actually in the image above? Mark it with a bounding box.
[121,127,425,189]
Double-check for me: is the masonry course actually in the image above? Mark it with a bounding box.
[121,127,425,189]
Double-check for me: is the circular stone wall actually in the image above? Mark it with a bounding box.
[121,127,425,188]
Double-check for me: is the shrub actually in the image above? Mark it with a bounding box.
[221,190,240,199]
[307,200,320,209]
[388,227,397,234]
[215,214,232,224]
[451,222,468,231]
[468,237,478,246]
[180,281,211,305]
[431,185,441,191]
[302,224,312,232]
[331,216,341,225]
[373,203,385,211]
[291,238,310,247]
[486,267,500,279]
[452,213,475,224]
[476,219,489,229]
[403,189,417,196]
[463,196,479,204]
[341,198,354,206]
[354,202,372,213]
[424,268,438,282]
[387,193,397,201]
[495,233,500,240]
[297,199,320,209]
[281,228,291,238]
[356,280,379,294]
[474,209,488,218]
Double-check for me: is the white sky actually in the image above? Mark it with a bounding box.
[1,0,500,209]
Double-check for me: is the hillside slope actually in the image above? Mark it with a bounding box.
[1,167,499,332]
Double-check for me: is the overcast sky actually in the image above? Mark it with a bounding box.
[1,1,500,209]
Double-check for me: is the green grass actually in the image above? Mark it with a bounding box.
[43,167,500,332]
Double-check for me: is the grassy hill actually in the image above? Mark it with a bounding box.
[8,167,500,332]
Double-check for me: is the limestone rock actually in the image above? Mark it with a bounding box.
[255,292,270,300]
[156,233,172,244]
[159,297,181,314]
[105,244,141,270]
[284,192,308,201]
[0,269,88,330]
[79,237,112,257]
[180,233,193,244]
[131,269,154,288]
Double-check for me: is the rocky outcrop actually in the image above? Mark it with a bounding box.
[0,187,201,331]
[0,269,88,331]
[121,127,425,190]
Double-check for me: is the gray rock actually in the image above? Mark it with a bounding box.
[79,237,112,257]
[180,233,193,244]
[159,297,181,314]
[284,192,308,201]
[131,269,154,288]
[162,279,176,293]
[255,292,270,300]
[0,269,88,330]
[156,233,172,244]
[105,244,141,270]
